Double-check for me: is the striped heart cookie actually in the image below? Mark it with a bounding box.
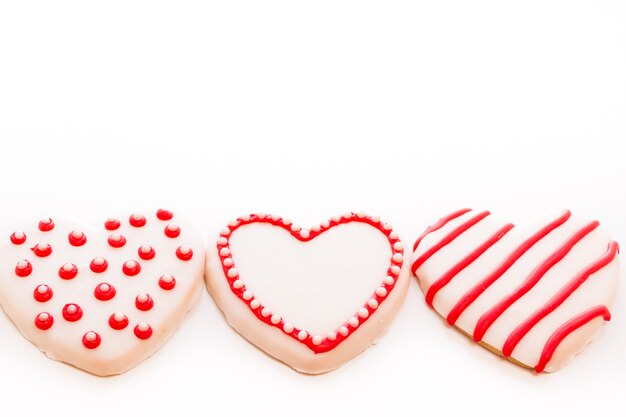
[205,213,411,373]
[412,209,619,373]
[0,209,204,376]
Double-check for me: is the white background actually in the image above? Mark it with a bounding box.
[0,1,625,416]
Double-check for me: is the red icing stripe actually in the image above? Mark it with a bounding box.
[502,241,619,358]
[412,211,491,275]
[425,223,514,307]
[446,210,571,326]
[472,221,599,342]
[534,306,611,373]
[217,213,403,354]
[412,209,472,252]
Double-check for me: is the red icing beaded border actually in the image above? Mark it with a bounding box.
[216,212,404,354]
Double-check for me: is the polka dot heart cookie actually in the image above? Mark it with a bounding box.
[0,209,204,376]
[412,209,619,372]
[205,213,411,373]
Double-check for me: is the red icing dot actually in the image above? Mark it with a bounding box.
[138,245,155,260]
[107,233,126,248]
[94,283,116,301]
[129,214,146,227]
[90,257,108,273]
[105,218,121,230]
[31,243,52,257]
[62,303,83,322]
[35,312,53,330]
[10,231,26,245]
[58,263,78,280]
[164,224,181,238]
[108,313,129,330]
[176,246,193,261]
[156,209,174,221]
[68,230,87,246]
[135,294,154,311]
[82,331,101,349]
[134,323,153,340]
[122,260,141,276]
[15,260,32,277]
[38,218,54,232]
[33,285,53,302]
[159,274,176,290]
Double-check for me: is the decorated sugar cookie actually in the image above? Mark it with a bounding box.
[205,213,411,373]
[412,209,619,372]
[0,209,204,376]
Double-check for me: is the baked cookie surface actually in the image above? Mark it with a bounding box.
[0,209,204,376]
[206,212,411,373]
[412,209,619,372]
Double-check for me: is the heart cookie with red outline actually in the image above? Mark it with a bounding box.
[412,209,619,372]
[0,209,204,376]
[205,212,411,374]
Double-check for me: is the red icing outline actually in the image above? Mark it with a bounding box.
[534,306,611,373]
[216,213,404,354]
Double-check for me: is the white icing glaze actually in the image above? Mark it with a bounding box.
[413,209,619,372]
[226,222,391,335]
[205,215,411,374]
[0,210,205,376]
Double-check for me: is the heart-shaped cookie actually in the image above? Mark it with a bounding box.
[0,209,204,376]
[412,209,619,372]
[205,213,411,373]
